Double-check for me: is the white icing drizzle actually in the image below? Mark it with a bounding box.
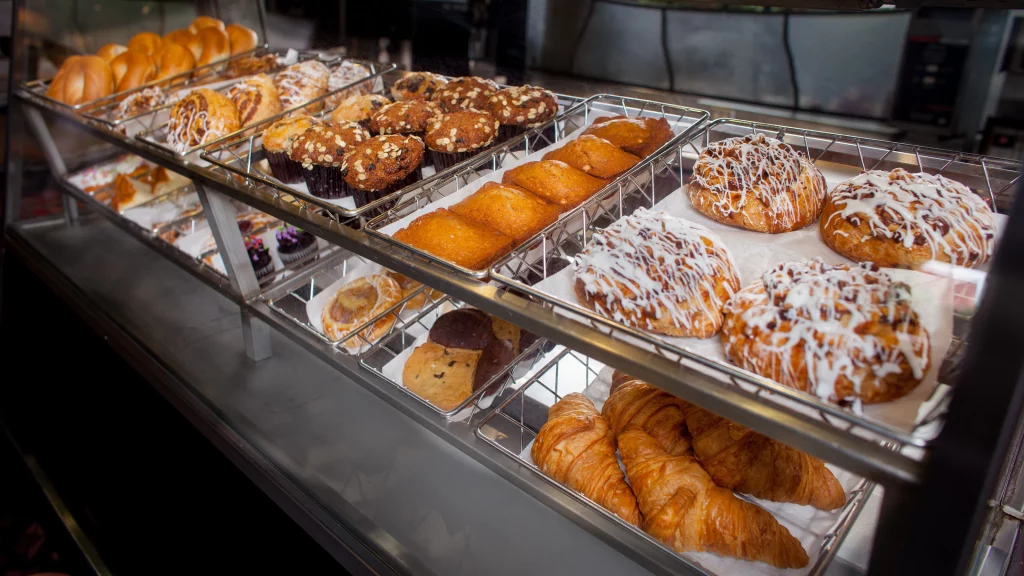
[723,258,930,404]
[825,168,996,267]
[113,87,166,121]
[166,91,234,154]
[691,133,826,229]
[328,61,370,94]
[574,208,740,335]
[273,60,328,109]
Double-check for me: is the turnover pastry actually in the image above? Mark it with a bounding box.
[542,135,641,179]
[501,160,608,210]
[581,115,673,158]
[321,274,403,348]
[531,393,642,527]
[392,209,514,270]
[722,258,931,404]
[449,182,561,245]
[165,88,240,153]
[689,133,827,233]
[618,427,809,568]
[820,168,996,269]
[574,208,740,338]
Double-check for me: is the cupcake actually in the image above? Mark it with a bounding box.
[486,85,559,142]
[341,134,425,216]
[391,71,447,101]
[275,225,318,263]
[289,122,371,199]
[368,100,440,139]
[330,93,390,129]
[247,237,275,279]
[424,110,499,171]
[263,115,319,184]
[430,76,499,113]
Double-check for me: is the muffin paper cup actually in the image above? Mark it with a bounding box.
[277,239,318,264]
[351,167,423,219]
[428,149,481,172]
[266,150,305,184]
[303,164,352,199]
[252,255,275,279]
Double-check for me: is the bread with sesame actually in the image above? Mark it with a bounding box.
[369,100,440,135]
[542,135,641,179]
[431,76,499,112]
[502,160,610,210]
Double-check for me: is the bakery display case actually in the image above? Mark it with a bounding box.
[5,2,1024,576]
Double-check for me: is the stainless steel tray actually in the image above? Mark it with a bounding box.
[363,94,711,279]
[201,69,590,220]
[475,345,875,576]
[135,56,393,157]
[489,117,1022,448]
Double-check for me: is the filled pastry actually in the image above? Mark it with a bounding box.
[227,73,283,127]
[722,258,931,404]
[542,134,641,179]
[321,274,403,348]
[501,159,608,210]
[274,60,330,112]
[449,182,561,245]
[689,133,827,233]
[165,88,240,153]
[820,167,996,269]
[574,208,741,338]
[581,115,673,158]
[392,209,514,270]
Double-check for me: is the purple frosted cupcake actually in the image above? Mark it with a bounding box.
[275,225,318,263]
[424,110,499,171]
[290,122,371,199]
[247,237,275,279]
[262,115,319,184]
[342,134,425,217]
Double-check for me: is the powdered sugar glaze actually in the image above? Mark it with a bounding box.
[723,258,931,405]
[574,208,741,338]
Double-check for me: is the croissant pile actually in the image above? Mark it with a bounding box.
[532,372,850,569]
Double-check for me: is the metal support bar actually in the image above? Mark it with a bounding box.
[22,106,78,225]
[195,182,272,361]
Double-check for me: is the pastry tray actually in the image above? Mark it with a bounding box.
[201,69,592,220]
[359,296,553,420]
[489,117,1022,448]
[21,45,266,117]
[363,95,711,278]
[474,346,874,576]
[134,56,393,157]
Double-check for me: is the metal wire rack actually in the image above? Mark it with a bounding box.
[474,346,875,576]
[489,117,1022,448]
[363,94,711,278]
[135,56,391,157]
[202,69,590,220]
[360,296,552,419]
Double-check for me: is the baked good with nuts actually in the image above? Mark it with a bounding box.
[424,109,499,170]
[262,114,320,183]
[430,76,499,112]
[340,134,425,216]
[486,85,558,141]
[369,100,440,137]
[289,122,371,198]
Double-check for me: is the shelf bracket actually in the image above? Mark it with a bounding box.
[23,106,78,226]
[195,181,272,362]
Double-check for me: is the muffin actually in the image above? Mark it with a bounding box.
[368,100,440,138]
[330,93,390,129]
[486,85,558,142]
[341,134,425,216]
[289,122,372,198]
[391,71,447,101]
[275,225,318,263]
[430,76,499,113]
[262,115,319,184]
[424,110,500,171]
[246,237,274,278]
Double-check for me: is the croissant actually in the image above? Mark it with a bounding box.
[618,427,809,568]
[602,379,693,457]
[685,406,846,511]
[531,394,642,527]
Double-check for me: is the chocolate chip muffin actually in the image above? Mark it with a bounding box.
[391,71,447,101]
[263,114,320,183]
[430,76,499,113]
[369,100,440,137]
[289,122,371,198]
[424,110,500,171]
[341,134,425,216]
[486,85,559,142]
[330,93,390,129]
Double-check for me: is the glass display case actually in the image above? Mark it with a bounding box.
[4,2,1024,575]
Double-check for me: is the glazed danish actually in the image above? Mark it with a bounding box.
[574,208,741,338]
[273,60,329,112]
[321,274,403,348]
[820,168,996,269]
[227,73,283,127]
[689,133,827,233]
[165,88,240,153]
[721,258,931,404]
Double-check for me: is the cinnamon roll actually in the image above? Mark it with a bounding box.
[273,60,329,112]
[165,88,240,153]
[227,74,283,127]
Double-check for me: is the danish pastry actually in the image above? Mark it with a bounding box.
[392,208,515,270]
[227,73,283,127]
[574,208,741,338]
[581,115,673,158]
[721,258,931,404]
[321,274,403,348]
[820,168,996,269]
[689,133,827,233]
[165,88,240,153]
[274,60,329,112]
[542,134,641,179]
[501,160,609,210]
[449,182,561,244]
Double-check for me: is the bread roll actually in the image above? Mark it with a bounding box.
[189,15,225,33]
[47,55,114,106]
[183,33,204,62]
[110,50,156,93]
[163,28,195,48]
[196,26,230,67]
[126,31,162,56]
[153,43,195,83]
[226,23,258,55]
[96,43,127,63]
